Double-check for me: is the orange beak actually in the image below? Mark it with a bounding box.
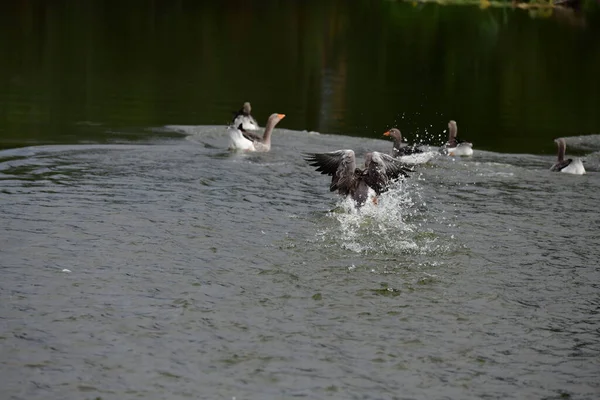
[383,130,391,137]
[278,114,286,119]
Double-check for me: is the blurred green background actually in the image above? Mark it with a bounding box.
[1,0,599,153]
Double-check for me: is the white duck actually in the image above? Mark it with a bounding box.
[440,120,473,157]
[550,138,585,175]
[228,113,285,152]
[232,102,260,131]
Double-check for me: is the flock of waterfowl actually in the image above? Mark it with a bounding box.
[227,102,586,207]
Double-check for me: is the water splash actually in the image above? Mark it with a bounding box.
[316,180,446,256]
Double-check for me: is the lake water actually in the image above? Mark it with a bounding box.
[1,1,600,400]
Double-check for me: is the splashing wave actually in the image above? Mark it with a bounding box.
[315,180,451,257]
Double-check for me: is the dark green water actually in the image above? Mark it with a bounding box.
[1,0,599,153]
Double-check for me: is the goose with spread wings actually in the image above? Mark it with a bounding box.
[304,149,412,206]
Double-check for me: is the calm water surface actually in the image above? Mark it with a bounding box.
[1,1,600,399]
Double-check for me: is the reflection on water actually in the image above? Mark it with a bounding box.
[1,0,599,153]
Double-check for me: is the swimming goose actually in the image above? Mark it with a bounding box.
[384,128,436,165]
[228,113,285,152]
[550,138,585,175]
[304,149,412,207]
[232,102,260,131]
[440,120,473,156]
[384,128,424,157]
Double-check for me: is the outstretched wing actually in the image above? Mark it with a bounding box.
[304,149,357,195]
[375,151,413,178]
[364,151,412,194]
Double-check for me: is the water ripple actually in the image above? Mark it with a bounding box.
[1,128,599,399]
